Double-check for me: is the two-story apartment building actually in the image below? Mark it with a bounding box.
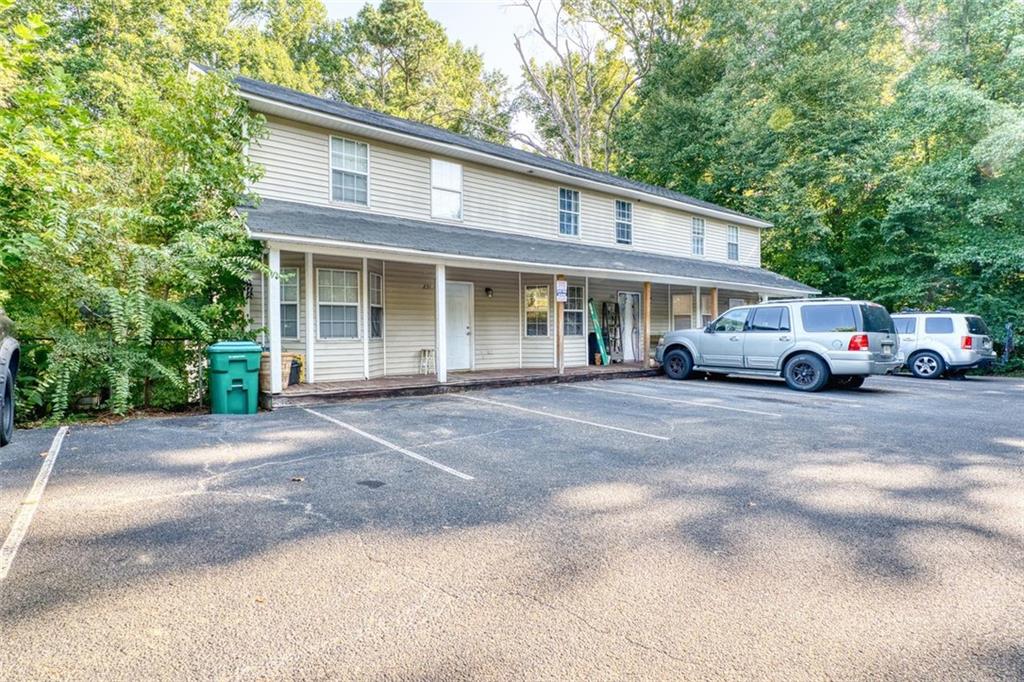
[219,69,818,398]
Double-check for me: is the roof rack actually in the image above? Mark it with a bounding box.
[767,297,851,304]
[895,307,958,315]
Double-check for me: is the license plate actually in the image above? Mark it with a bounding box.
[882,343,893,355]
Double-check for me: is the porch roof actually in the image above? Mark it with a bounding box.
[242,199,818,294]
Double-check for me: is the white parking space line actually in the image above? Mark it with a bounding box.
[641,379,865,405]
[571,384,783,417]
[303,408,475,481]
[0,426,69,582]
[457,394,670,441]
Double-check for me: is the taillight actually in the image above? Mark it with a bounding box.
[961,336,972,349]
[848,334,869,351]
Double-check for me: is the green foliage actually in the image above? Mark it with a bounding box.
[0,5,266,419]
[613,0,1024,363]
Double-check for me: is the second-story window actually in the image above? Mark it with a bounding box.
[559,188,580,236]
[728,225,739,261]
[692,217,705,256]
[615,200,632,244]
[330,137,368,206]
[431,159,463,220]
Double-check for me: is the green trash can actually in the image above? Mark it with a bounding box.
[207,341,263,415]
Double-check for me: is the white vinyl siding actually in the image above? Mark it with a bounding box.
[615,200,632,245]
[318,268,359,339]
[692,217,705,256]
[250,117,764,268]
[558,188,580,236]
[431,159,463,220]
[280,266,299,339]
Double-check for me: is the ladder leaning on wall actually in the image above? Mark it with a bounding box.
[588,299,610,366]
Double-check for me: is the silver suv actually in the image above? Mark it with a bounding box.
[891,311,996,379]
[655,298,901,392]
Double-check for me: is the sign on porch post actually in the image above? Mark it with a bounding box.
[556,275,566,375]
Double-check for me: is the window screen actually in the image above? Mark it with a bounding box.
[615,200,632,244]
[563,285,584,336]
[330,137,368,205]
[925,317,954,334]
[525,285,549,336]
[559,188,580,236]
[801,304,858,332]
[431,159,463,219]
[280,267,299,339]
[318,269,359,338]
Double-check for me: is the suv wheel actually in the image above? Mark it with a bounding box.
[783,353,830,392]
[1,368,13,447]
[663,348,693,380]
[909,351,944,379]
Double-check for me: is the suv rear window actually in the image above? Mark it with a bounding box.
[966,316,989,335]
[801,304,857,333]
[860,304,896,333]
[894,318,916,334]
[925,317,954,334]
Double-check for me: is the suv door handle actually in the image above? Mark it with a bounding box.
[729,335,740,341]
[779,335,791,341]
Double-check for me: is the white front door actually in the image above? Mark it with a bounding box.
[446,282,473,370]
[618,292,641,362]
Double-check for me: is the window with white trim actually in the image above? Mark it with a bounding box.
[728,225,739,261]
[564,285,585,336]
[671,293,694,330]
[559,188,580,236]
[280,267,299,339]
[615,200,632,244]
[317,269,359,339]
[369,272,383,339]
[525,285,549,336]
[692,217,705,256]
[431,159,463,220]
[330,137,368,205]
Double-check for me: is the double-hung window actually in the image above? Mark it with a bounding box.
[330,137,368,205]
[525,285,549,336]
[559,188,580,236]
[280,267,299,339]
[728,225,739,261]
[369,272,383,339]
[692,217,705,256]
[317,269,359,339]
[615,200,632,245]
[563,285,585,336]
[431,159,463,220]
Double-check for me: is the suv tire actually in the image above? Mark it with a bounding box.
[783,353,830,392]
[909,351,944,379]
[1,368,13,447]
[663,348,693,380]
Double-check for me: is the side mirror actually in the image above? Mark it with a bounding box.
[704,324,715,333]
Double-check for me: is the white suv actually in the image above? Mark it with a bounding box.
[891,311,996,379]
[655,298,901,392]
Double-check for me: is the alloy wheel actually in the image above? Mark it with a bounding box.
[913,356,938,377]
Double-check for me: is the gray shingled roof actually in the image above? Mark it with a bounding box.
[242,199,816,293]
[227,71,769,227]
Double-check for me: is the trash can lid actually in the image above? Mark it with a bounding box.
[207,341,264,354]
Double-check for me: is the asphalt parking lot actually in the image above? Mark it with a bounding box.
[1,373,1022,680]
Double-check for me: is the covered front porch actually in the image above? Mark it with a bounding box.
[243,200,817,405]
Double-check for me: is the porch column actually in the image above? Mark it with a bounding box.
[709,287,720,318]
[695,285,702,327]
[642,281,652,366]
[362,257,370,379]
[267,246,283,394]
[435,264,447,383]
[304,252,315,383]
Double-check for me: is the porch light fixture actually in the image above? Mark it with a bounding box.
[485,287,494,298]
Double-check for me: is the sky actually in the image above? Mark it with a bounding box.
[322,0,535,87]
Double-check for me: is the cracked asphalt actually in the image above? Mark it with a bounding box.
[1,373,1022,680]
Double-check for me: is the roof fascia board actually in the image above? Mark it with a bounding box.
[243,94,774,230]
[253,231,816,295]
